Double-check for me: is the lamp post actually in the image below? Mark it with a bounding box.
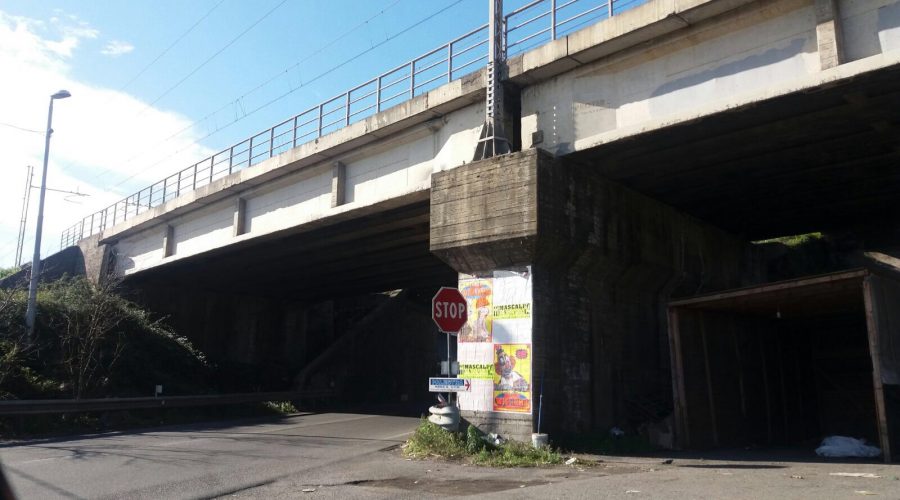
[25,90,71,339]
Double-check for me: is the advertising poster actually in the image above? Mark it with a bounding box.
[457,267,533,415]
[459,363,494,380]
[493,343,532,413]
[458,279,492,343]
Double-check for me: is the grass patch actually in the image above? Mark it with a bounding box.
[403,419,564,467]
[263,400,298,414]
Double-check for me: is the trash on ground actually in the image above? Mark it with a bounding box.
[302,488,316,493]
[790,475,804,480]
[482,432,504,446]
[855,491,878,496]
[565,457,578,466]
[661,459,673,465]
[625,490,641,494]
[830,473,882,479]
[816,436,881,458]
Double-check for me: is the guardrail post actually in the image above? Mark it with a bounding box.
[376,76,382,112]
[551,0,557,40]
[447,43,453,82]
[248,137,254,168]
[345,92,351,126]
[317,103,324,137]
[292,116,298,147]
[112,202,117,226]
[269,128,275,158]
[609,0,613,17]
[409,60,416,98]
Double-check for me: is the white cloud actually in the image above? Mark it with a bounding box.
[101,40,134,57]
[0,10,214,267]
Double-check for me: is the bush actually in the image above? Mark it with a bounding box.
[0,277,210,401]
[404,420,564,467]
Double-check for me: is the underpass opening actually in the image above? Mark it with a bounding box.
[121,200,457,415]
[669,270,899,462]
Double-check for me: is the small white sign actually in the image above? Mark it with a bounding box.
[429,377,471,392]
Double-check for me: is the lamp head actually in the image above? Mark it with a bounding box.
[51,90,71,100]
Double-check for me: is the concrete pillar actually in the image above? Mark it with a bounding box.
[815,0,844,70]
[430,150,756,442]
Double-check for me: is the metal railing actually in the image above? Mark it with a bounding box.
[0,390,333,416]
[505,0,648,56]
[61,0,647,248]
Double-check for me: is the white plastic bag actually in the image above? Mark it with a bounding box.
[815,436,881,458]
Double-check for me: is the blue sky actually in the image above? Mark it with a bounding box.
[0,0,621,267]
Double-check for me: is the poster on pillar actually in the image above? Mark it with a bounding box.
[458,279,492,343]
[457,267,532,414]
[493,343,532,413]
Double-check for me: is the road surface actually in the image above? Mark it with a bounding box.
[1,412,417,499]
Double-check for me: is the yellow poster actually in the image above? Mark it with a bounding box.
[459,363,494,380]
[493,303,531,320]
[493,344,532,413]
[458,279,492,343]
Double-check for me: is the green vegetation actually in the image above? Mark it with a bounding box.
[403,419,564,467]
[264,400,298,414]
[0,277,298,437]
[0,277,210,402]
[0,267,17,280]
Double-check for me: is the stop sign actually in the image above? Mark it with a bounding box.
[432,287,468,333]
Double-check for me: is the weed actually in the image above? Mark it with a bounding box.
[404,420,564,467]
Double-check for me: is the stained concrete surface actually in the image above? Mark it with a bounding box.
[2,414,900,499]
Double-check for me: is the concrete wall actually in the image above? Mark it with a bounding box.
[430,150,758,441]
[519,0,900,155]
[114,102,483,276]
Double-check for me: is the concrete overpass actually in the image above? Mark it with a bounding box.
[58,0,900,453]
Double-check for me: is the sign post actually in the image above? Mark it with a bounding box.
[432,287,468,401]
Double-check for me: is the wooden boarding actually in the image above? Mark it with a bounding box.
[668,269,897,461]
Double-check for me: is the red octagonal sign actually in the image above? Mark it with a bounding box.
[432,287,468,333]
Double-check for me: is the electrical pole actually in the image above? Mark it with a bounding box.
[473,0,509,161]
[15,166,34,267]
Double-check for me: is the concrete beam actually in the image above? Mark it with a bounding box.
[331,161,346,208]
[233,197,247,237]
[163,225,175,258]
[815,0,844,70]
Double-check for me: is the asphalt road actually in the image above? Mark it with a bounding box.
[4,413,900,499]
[0,412,418,500]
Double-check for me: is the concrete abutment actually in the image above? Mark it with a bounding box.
[430,150,758,442]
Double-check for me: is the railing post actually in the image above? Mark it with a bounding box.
[447,42,453,82]
[550,0,557,40]
[292,116,298,147]
[608,0,613,18]
[317,103,324,137]
[192,164,198,190]
[90,213,95,234]
[147,185,154,208]
[248,137,254,168]
[177,171,183,197]
[345,92,351,126]
[162,179,168,203]
[269,128,275,158]
[112,202,117,226]
[409,60,416,98]
[376,76,382,112]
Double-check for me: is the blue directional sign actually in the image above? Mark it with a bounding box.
[428,377,471,392]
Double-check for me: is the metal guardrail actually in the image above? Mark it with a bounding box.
[0,391,332,416]
[60,0,647,248]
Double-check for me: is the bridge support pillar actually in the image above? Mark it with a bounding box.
[431,150,757,443]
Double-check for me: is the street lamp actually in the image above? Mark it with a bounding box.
[25,89,71,339]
